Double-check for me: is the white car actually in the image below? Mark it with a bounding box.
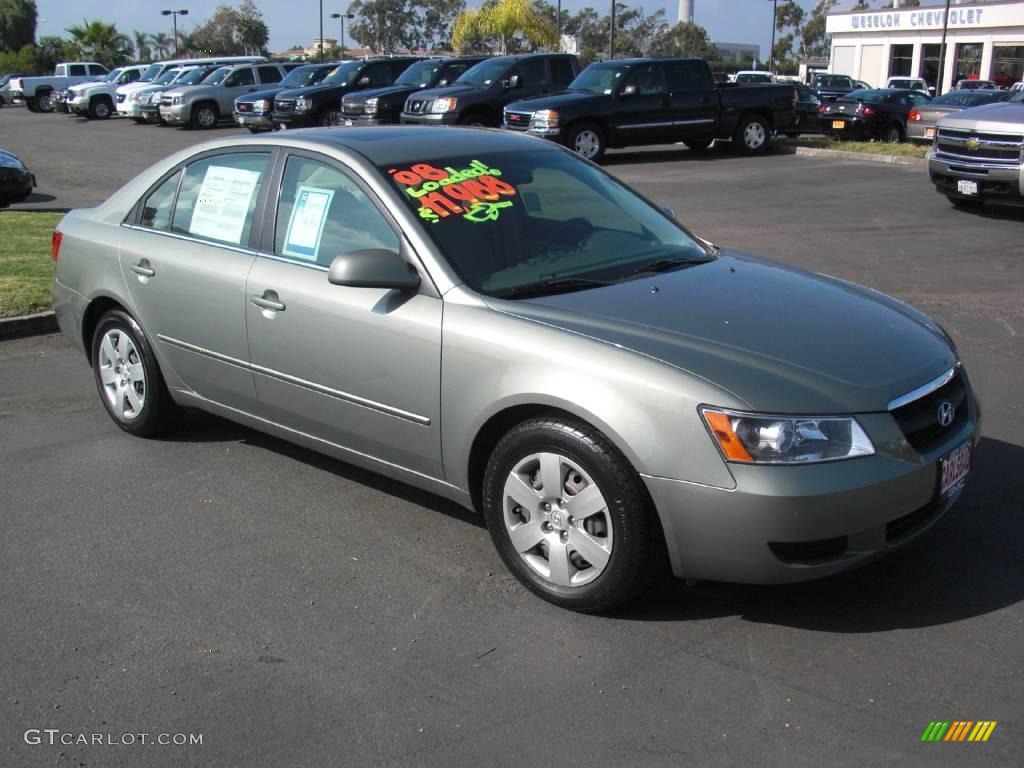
[887,77,933,96]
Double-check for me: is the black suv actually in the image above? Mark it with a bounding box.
[340,57,485,126]
[274,57,422,128]
[401,53,580,127]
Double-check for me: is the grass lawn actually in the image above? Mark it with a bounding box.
[0,211,63,318]
[776,135,930,160]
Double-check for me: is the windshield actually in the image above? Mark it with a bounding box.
[457,57,513,86]
[570,63,629,94]
[139,63,162,82]
[103,69,123,83]
[396,60,442,87]
[281,66,328,88]
[814,75,852,88]
[933,90,999,107]
[382,150,711,297]
[155,69,181,85]
[322,61,362,85]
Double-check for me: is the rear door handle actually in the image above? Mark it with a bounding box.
[251,293,286,312]
[129,261,155,277]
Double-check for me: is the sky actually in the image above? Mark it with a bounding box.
[35,1,947,58]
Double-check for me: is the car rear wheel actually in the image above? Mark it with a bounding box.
[35,91,55,113]
[191,103,218,129]
[91,310,176,437]
[24,97,38,112]
[734,114,770,154]
[883,123,904,143]
[567,122,606,162]
[482,416,666,612]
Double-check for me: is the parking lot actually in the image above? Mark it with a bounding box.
[1,108,1022,767]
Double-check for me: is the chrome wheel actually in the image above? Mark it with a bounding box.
[97,329,146,420]
[92,100,111,118]
[743,121,766,150]
[36,92,54,112]
[573,129,602,159]
[503,452,613,588]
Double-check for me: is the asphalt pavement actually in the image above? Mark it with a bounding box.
[1,107,1022,767]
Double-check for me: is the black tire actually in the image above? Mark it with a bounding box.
[24,96,39,112]
[90,310,177,437]
[482,416,667,613]
[247,126,270,134]
[734,113,771,154]
[317,107,338,127]
[947,195,984,210]
[684,138,713,152]
[89,97,113,120]
[566,121,606,162]
[35,90,55,113]
[883,123,904,144]
[190,102,218,129]
[457,110,494,127]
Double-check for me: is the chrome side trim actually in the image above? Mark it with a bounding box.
[157,334,431,426]
[121,224,258,257]
[619,121,676,129]
[887,363,961,412]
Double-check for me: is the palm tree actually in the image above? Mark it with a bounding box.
[149,31,172,59]
[66,20,134,67]
[452,0,555,55]
[133,30,152,63]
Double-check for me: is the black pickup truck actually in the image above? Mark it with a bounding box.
[273,57,421,128]
[340,56,485,126]
[502,57,797,160]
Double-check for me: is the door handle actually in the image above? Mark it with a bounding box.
[129,261,155,277]
[251,293,286,312]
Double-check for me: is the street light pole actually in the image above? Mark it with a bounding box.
[609,0,615,60]
[768,0,777,73]
[936,0,952,94]
[160,9,189,58]
[557,0,561,49]
[330,11,354,60]
[319,0,324,62]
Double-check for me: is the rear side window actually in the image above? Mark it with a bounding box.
[258,66,282,84]
[390,60,414,79]
[550,58,575,85]
[171,153,271,247]
[666,62,707,92]
[362,63,393,86]
[440,62,472,86]
[140,170,183,232]
[518,59,548,87]
[69,65,87,77]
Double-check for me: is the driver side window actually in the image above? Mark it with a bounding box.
[624,65,665,96]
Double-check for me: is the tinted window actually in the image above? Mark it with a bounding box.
[666,62,706,92]
[225,68,255,87]
[140,170,182,232]
[172,153,271,247]
[88,65,108,76]
[457,57,514,86]
[390,60,415,79]
[122,69,142,83]
[571,63,629,94]
[908,92,930,105]
[257,66,282,84]
[438,62,473,86]
[518,59,547,87]
[275,156,397,267]
[397,60,443,87]
[624,64,665,95]
[363,63,394,86]
[69,65,87,77]
[550,57,575,85]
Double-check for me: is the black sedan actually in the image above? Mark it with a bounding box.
[0,149,35,206]
[818,88,932,143]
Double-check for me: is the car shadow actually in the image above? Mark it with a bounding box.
[614,435,1024,631]
[602,142,739,166]
[945,203,1024,222]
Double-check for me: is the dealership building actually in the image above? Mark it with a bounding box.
[825,0,1024,91]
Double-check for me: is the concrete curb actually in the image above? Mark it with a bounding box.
[776,143,925,167]
[0,310,58,340]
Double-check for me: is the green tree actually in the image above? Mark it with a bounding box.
[237,0,268,55]
[802,0,840,59]
[65,19,133,66]
[648,20,710,58]
[132,30,151,62]
[190,5,244,55]
[35,34,70,70]
[0,0,36,52]
[0,42,37,73]
[348,0,419,54]
[770,0,806,73]
[414,0,465,50]
[150,31,172,59]
[452,0,555,55]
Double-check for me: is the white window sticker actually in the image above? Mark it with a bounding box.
[188,165,261,244]
[282,186,335,260]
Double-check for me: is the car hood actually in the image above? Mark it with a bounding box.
[415,83,488,101]
[347,84,417,103]
[937,101,1024,131]
[237,86,285,103]
[163,85,214,99]
[506,90,604,111]
[484,252,956,413]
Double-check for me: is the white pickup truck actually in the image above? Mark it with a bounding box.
[8,62,109,112]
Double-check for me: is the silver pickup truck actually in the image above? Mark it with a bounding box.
[927,93,1024,209]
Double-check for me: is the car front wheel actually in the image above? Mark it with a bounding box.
[91,310,176,436]
[567,122,606,162]
[191,104,218,129]
[482,416,665,612]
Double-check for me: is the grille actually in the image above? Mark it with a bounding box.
[935,128,1024,165]
[237,102,252,112]
[343,103,364,115]
[891,369,967,455]
[275,99,294,114]
[504,110,532,131]
[405,98,429,114]
[886,500,942,544]
[769,536,848,564]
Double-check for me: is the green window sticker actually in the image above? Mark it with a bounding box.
[388,160,517,224]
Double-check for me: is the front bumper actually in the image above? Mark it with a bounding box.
[400,111,458,126]
[906,122,937,142]
[928,151,1024,205]
[339,114,393,126]
[273,111,316,128]
[159,104,189,124]
[643,390,981,584]
[117,101,144,118]
[69,95,90,113]
[234,111,274,129]
[140,104,162,122]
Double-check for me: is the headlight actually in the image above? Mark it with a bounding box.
[295,96,310,113]
[172,95,184,105]
[256,99,271,111]
[364,97,378,115]
[430,96,457,113]
[530,109,560,129]
[701,407,875,464]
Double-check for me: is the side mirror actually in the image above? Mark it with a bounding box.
[358,76,371,86]
[620,84,637,97]
[502,74,520,90]
[328,248,421,291]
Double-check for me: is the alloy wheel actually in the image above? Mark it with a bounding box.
[97,329,146,420]
[502,451,613,588]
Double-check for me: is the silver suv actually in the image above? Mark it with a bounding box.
[159,63,297,129]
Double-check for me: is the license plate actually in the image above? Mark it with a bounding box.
[939,441,971,501]
[926,127,935,139]
[957,179,978,196]
[279,123,287,130]
[832,120,845,129]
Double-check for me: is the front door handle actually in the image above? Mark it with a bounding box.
[129,260,155,277]
[251,292,286,312]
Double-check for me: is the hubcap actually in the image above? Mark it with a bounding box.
[574,130,600,159]
[744,122,766,149]
[96,103,109,117]
[199,109,215,127]
[98,329,146,420]
[503,452,613,588]
[38,94,53,111]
